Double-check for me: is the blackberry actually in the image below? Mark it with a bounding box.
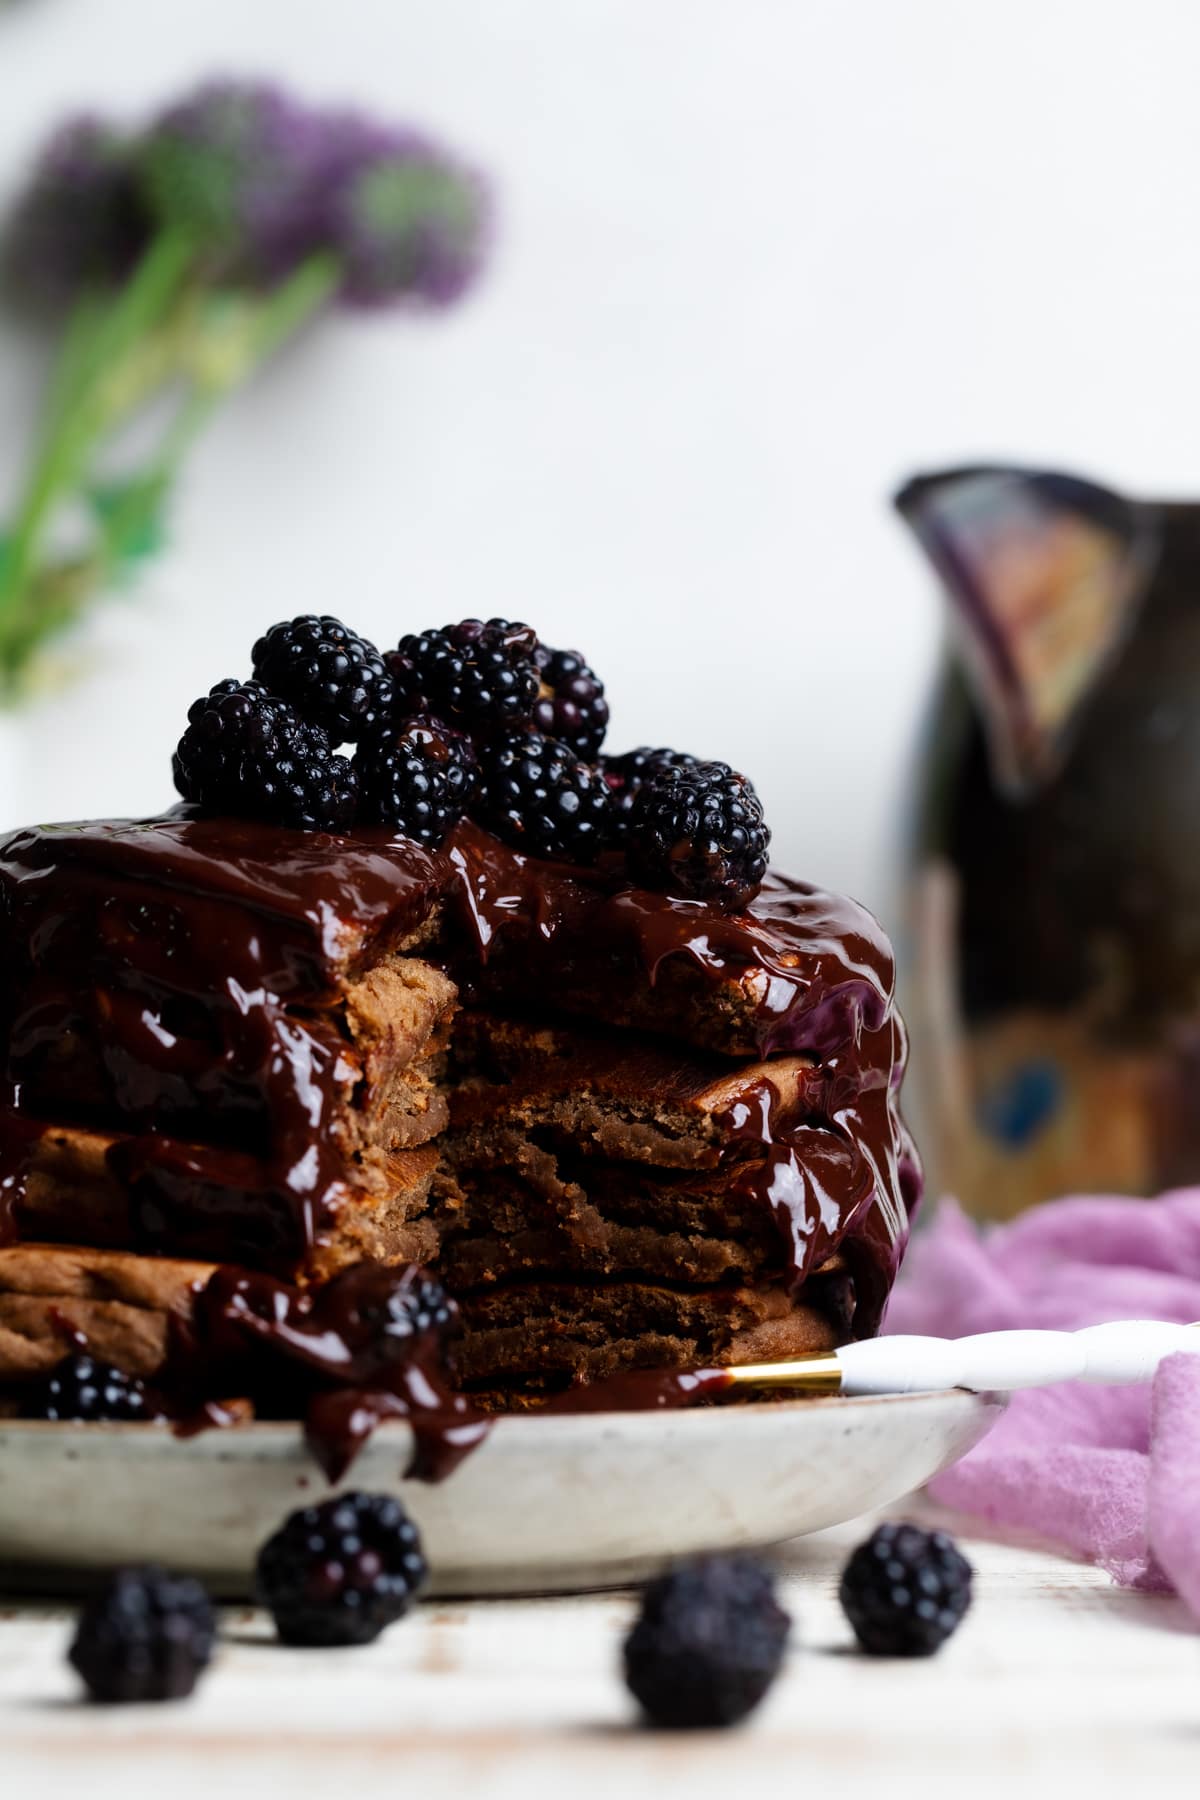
[626,760,769,908]
[173,679,358,831]
[477,729,611,863]
[602,746,699,840]
[69,1565,216,1703]
[623,1555,791,1730]
[252,614,394,743]
[355,717,476,843]
[19,1353,160,1422]
[839,1522,973,1656]
[256,1491,428,1647]
[316,1262,459,1381]
[388,618,539,737]
[531,644,609,758]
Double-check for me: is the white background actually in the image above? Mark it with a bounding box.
[2,0,1198,928]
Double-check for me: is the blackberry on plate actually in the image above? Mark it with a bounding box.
[252,614,394,743]
[355,1263,457,1348]
[388,618,539,737]
[626,760,769,908]
[173,678,358,831]
[69,1564,216,1703]
[839,1522,973,1656]
[623,1554,791,1730]
[477,728,611,863]
[256,1491,428,1647]
[317,1262,459,1381]
[19,1352,160,1422]
[531,644,609,758]
[355,716,476,842]
[602,746,699,839]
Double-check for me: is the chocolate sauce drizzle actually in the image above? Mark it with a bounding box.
[0,806,920,1451]
[0,814,445,1263]
[443,821,918,1328]
[171,1262,491,1483]
[542,1366,734,1413]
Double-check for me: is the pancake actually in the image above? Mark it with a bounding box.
[0,806,919,1411]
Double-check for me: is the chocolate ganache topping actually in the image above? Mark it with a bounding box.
[0,805,918,1445]
[443,820,918,1329]
[0,812,443,1264]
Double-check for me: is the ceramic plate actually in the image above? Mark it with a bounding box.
[0,1389,1000,1596]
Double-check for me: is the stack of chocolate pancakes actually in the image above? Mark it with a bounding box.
[0,807,919,1415]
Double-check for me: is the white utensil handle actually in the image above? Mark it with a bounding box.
[1073,1319,1199,1383]
[837,1320,1200,1395]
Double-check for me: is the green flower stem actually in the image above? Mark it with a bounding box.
[184,251,340,390]
[244,251,340,364]
[90,253,343,576]
[0,335,178,688]
[0,229,194,638]
[40,292,108,443]
[90,254,342,583]
[0,247,343,694]
[0,559,99,686]
[56,226,195,415]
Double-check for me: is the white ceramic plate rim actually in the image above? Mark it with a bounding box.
[0,1384,994,1439]
[0,1388,1003,1595]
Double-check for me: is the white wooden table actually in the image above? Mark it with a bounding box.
[1,1496,1194,1797]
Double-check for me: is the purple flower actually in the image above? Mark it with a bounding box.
[137,79,331,282]
[2,116,151,308]
[5,79,491,314]
[318,116,490,309]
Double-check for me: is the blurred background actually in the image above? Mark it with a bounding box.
[5,0,1200,1212]
[4,0,1198,918]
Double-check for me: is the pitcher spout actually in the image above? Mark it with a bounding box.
[895,464,1161,796]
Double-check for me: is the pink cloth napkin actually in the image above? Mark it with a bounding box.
[886,1193,1200,1607]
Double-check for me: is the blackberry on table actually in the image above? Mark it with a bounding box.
[252,615,394,743]
[355,716,476,842]
[173,679,358,831]
[602,746,699,840]
[19,1353,160,1422]
[387,618,539,737]
[839,1522,973,1656]
[623,1554,791,1730]
[256,1491,428,1647]
[69,1565,216,1703]
[626,760,769,908]
[531,644,609,758]
[477,728,611,863]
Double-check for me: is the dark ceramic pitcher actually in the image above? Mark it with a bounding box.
[897,465,1200,1217]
